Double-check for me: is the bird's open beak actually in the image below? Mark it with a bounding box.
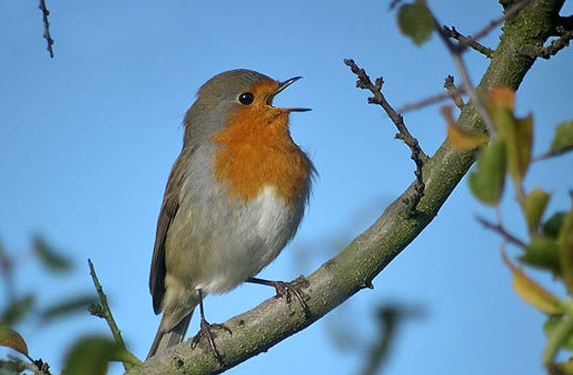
[267,76,311,112]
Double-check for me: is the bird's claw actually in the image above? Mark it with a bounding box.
[271,281,310,316]
[191,318,232,364]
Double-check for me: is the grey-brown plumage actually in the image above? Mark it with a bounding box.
[147,70,313,359]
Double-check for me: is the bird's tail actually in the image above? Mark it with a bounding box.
[147,311,193,359]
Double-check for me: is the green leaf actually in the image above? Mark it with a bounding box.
[397,0,434,46]
[468,139,507,206]
[545,317,573,351]
[502,252,563,315]
[64,336,120,375]
[550,120,573,156]
[0,294,35,327]
[0,327,28,355]
[41,294,98,323]
[490,87,533,185]
[559,206,573,295]
[543,212,566,238]
[522,236,561,275]
[33,235,73,273]
[524,188,550,233]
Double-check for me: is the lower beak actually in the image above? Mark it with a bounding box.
[268,76,311,112]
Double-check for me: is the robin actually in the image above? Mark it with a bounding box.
[147,69,315,360]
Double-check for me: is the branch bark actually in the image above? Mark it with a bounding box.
[127,1,566,373]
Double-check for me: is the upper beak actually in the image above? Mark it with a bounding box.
[267,76,311,112]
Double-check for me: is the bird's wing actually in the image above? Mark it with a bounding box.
[149,149,191,314]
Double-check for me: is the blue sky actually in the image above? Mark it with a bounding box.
[1,1,573,374]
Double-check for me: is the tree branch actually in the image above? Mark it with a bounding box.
[533,26,573,59]
[88,259,138,370]
[444,75,465,110]
[442,26,494,58]
[343,59,427,214]
[38,0,54,58]
[126,1,567,374]
[475,216,527,248]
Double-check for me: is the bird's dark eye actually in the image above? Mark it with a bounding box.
[238,92,254,105]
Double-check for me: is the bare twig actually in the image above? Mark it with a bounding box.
[344,59,426,213]
[444,76,465,109]
[442,26,494,58]
[88,259,139,370]
[388,0,403,10]
[476,216,527,248]
[397,87,465,114]
[38,0,54,58]
[431,10,498,137]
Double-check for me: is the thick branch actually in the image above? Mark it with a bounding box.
[128,1,566,374]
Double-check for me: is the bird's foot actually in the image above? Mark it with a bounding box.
[191,318,232,364]
[247,277,310,316]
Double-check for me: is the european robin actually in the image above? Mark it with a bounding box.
[147,69,314,359]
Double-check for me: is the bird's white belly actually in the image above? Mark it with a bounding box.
[194,185,299,294]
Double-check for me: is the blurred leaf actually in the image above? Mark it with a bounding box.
[490,86,533,185]
[468,139,507,206]
[0,294,35,326]
[41,294,98,323]
[504,115,533,185]
[443,106,490,151]
[64,336,119,375]
[33,235,72,273]
[544,212,567,238]
[524,189,550,233]
[522,236,561,274]
[550,120,573,156]
[559,206,573,295]
[554,360,573,375]
[490,86,515,110]
[545,317,573,351]
[502,252,563,315]
[397,0,434,46]
[0,327,28,355]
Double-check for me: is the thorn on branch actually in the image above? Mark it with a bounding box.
[344,58,427,214]
[38,0,54,58]
[442,25,494,58]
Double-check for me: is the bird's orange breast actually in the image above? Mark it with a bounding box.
[210,81,309,207]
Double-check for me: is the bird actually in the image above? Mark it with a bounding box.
[147,69,314,360]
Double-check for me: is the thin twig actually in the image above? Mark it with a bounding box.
[431,10,498,137]
[442,26,494,58]
[38,0,54,58]
[344,58,426,213]
[476,216,527,248]
[88,259,139,370]
[444,76,465,109]
[397,86,465,114]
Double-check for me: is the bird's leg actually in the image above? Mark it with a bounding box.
[191,289,231,364]
[246,277,310,316]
